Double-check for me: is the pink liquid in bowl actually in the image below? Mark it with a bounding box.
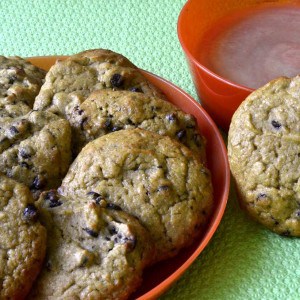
[199,4,300,89]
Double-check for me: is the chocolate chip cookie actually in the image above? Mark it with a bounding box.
[60,128,213,261]
[29,190,154,300]
[0,174,46,299]
[228,76,300,236]
[33,49,166,118]
[0,56,46,122]
[70,89,206,157]
[0,110,72,198]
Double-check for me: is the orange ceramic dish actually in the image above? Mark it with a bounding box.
[27,56,230,299]
[178,0,296,130]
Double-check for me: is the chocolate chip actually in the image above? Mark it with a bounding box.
[83,228,98,238]
[20,162,31,169]
[257,193,267,200]
[8,74,18,84]
[8,120,30,138]
[157,185,169,192]
[110,73,124,88]
[87,191,100,198]
[114,234,136,251]
[87,191,103,204]
[108,225,117,235]
[166,113,177,122]
[31,175,47,190]
[111,126,121,132]
[74,105,84,115]
[106,203,122,211]
[176,130,186,140]
[271,120,282,129]
[9,126,19,135]
[127,118,134,125]
[104,118,112,130]
[23,204,38,222]
[45,190,62,208]
[45,191,58,202]
[129,87,142,93]
[80,117,88,130]
[19,148,31,159]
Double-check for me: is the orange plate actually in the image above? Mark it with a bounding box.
[27,56,230,299]
[178,0,294,130]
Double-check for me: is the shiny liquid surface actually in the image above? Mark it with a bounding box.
[200,5,300,89]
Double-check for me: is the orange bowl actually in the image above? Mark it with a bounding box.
[27,56,230,299]
[177,0,295,130]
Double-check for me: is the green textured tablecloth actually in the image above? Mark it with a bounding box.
[1,1,299,299]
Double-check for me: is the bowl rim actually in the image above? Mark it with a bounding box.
[27,55,230,299]
[177,0,254,93]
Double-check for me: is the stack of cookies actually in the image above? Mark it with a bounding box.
[0,49,213,299]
